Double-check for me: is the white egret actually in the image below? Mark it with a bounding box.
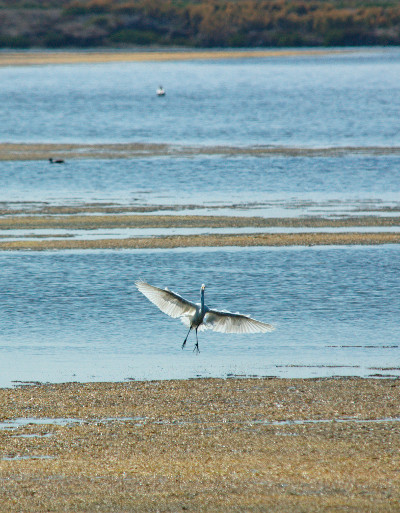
[135,281,274,353]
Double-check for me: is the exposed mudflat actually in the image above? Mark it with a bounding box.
[2,213,400,229]
[1,231,400,250]
[0,211,399,249]
[0,378,399,512]
[1,142,400,161]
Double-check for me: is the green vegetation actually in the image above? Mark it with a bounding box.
[0,0,399,48]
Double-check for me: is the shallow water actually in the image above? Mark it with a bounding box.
[1,225,399,244]
[0,246,399,386]
[2,415,400,432]
[0,417,137,430]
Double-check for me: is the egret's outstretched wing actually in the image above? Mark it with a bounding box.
[135,281,196,319]
[204,309,274,334]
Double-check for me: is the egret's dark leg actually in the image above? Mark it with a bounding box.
[193,328,200,354]
[182,326,192,349]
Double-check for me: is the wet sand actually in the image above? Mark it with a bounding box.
[0,377,399,512]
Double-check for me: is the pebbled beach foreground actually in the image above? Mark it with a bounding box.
[0,377,399,512]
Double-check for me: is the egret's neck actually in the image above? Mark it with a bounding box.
[200,288,205,310]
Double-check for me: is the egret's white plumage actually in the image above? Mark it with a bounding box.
[135,281,274,352]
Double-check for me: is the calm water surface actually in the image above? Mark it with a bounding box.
[1,154,400,217]
[1,48,400,147]
[0,246,399,386]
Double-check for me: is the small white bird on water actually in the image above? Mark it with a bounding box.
[135,281,275,353]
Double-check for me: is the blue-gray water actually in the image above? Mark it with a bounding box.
[0,247,399,386]
[0,48,400,385]
[1,155,400,219]
[1,48,400,147]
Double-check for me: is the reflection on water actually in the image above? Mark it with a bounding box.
[0,246,399,386]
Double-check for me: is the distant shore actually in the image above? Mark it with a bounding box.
[0,377,399,512]
[0,47,349,67]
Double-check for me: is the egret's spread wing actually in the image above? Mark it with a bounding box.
[135,281,196,319]
[204,309,274,334]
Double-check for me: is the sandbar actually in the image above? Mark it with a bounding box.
[1,213,399,230]
[1,142,400,160]
[0,231,399,250]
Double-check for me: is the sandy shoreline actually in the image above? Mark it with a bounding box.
[0,48,349,67]
[0,377,399,512]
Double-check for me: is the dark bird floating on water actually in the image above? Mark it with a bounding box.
[49,158,65,164]
[135,281,274,353]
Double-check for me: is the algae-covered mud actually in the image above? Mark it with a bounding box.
[0,378,399,512]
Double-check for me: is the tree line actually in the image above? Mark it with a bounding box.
[0,0,399,48]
